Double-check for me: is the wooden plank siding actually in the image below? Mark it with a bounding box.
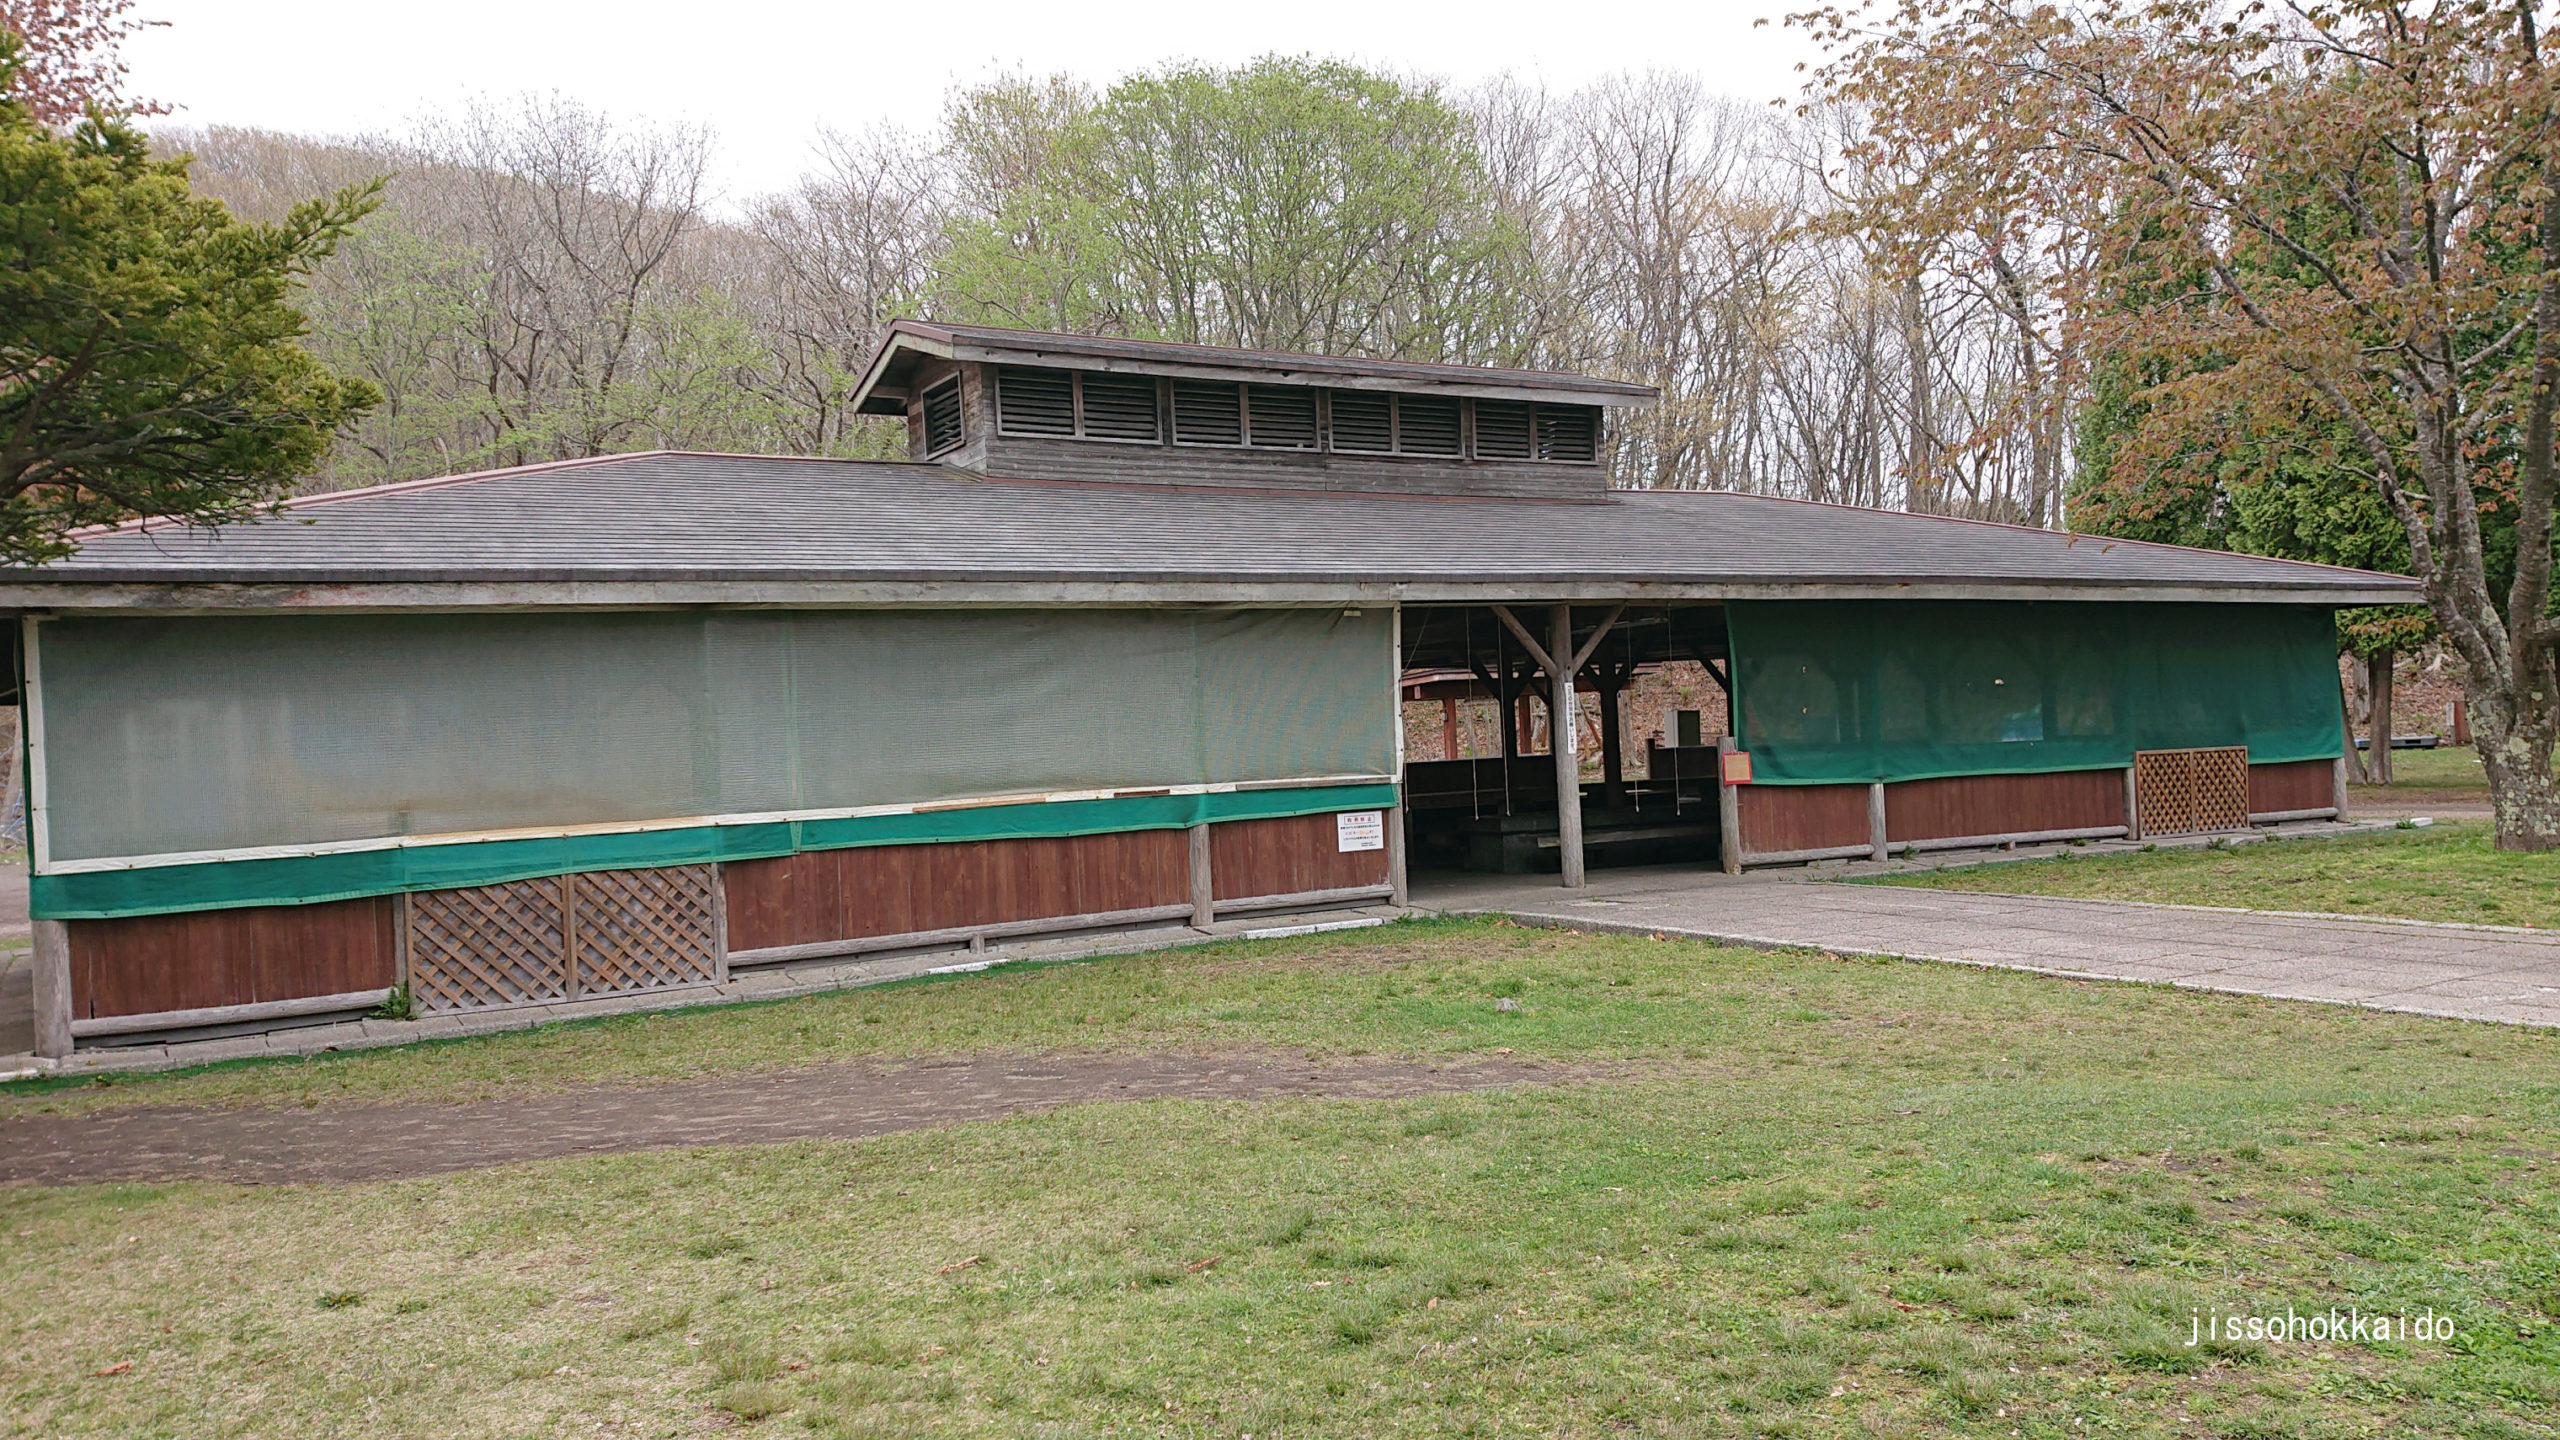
[724,831,1189,954]
[2249,759,2338,814]
[68,897,398,1020]
[1885,769,2125,843]
[1736,784,1870,855]
[922,361,1607,498]
[1210,812,1393,900]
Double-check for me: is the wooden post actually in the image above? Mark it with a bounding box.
[1598,674,1627,809]
[2332,754,2350,821]
[1549,605,1586,888]
[2366,649,2395,785]
[31,918,70,1060]
[1387,801,1410,907]
[1491,602,1622,890]
[1867,781,1888,862]
[2123,764,2141,842]
[1187,822,1214,931]
[1717,736,1743,875]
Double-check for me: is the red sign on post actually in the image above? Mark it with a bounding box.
[1720,750,1754,786]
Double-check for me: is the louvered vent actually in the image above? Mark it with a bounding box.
[1398,396,1462,456]
[1080,373,1161,441]
[920,377,964,456]
[996,366,1074,437]
[1247,387,1318,448]
[1474,400,1533,459]
[1329,390,1392,452]
[1536,404,1599,462]
[1172,381,1244,445]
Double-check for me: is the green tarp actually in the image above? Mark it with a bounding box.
[1728,601,2344,785]
[31,783,1399,920]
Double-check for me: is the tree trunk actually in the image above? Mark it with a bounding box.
[2366,649,2395,786]
[2474,649,2560,852]
[1902,271,1935,514]
[2338,667,2369,784]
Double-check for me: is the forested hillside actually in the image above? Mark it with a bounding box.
[167,58,2069,518]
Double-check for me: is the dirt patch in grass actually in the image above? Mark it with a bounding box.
[0,1050,1596,1185]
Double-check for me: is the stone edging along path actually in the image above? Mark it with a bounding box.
[0,1051,1590,1187]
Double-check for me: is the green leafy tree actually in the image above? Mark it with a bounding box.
[0,35,379,562]
[934,56,1533,361]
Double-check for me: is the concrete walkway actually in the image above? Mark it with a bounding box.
[1418,856,2560,1030]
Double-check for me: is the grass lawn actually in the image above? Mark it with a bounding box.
[3,919,2556,1439]
[2349,744,2491,807]
[1872,821,2560,930]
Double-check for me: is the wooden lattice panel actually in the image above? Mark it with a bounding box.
[407,864,720,1014]
[2134,746,2251,837]
[409,877,570,1012]
[571,865,720,995]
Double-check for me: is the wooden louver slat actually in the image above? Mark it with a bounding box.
[1473,400,1533,459]
[1172,381,1244,445]
[1328,390,1392,452]
[995,366,1074,436]
[1536,404,1599,462]
[1246,387,1318,448]
[1079,373,1162,441]
[1397,396,1462,456]
[920,377,964,455]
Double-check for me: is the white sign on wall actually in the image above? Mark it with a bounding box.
[1336,810,1386,853]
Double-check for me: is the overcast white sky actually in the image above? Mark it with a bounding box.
[123,0,1825,198]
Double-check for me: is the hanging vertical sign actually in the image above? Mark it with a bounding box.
[1336,810,1386,852]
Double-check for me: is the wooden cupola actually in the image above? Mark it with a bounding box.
[849,322,1658,498]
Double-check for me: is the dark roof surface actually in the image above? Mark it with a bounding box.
[852,320,1660,414]
[0,451,2421,606]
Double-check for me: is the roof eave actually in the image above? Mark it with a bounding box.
[0,575,2427,613]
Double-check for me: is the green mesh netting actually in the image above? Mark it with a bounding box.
[38,607,1395,864]
[1728,600,2344,785]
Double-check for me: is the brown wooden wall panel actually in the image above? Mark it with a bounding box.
[2249,759,2337,814]
[725,830,1189,952]
[1886,769,2125,843]
[1736,783,1869,854]
[1210,812,1393,901]
[68,897,398,1020]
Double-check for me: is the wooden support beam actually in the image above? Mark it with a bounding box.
[1598,682,1626,807]
[1488,603,1625,890]
[1188,823,1215,931]
[1387,802,1410,907]
[1550,604,1586,888]
[1716,736,1742,875]
[31,918,70,1060]
[2123,765,2142,842]
[69,987,395,1041]
[1868,782,1889,863]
